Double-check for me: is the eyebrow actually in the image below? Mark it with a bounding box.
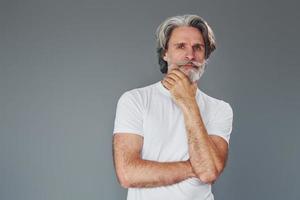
[174,42,205,47]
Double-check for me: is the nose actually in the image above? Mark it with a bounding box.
[185,46,195,60]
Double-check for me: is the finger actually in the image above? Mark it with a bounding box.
[167,69,184,80]
[162,80,172,90]
[166,73,181,83]
[165,72,177,82]
[168,69,188,82]
[164,76,176,85]
[169,68,188,80]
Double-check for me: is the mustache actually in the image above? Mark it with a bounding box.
[175,60,205,68]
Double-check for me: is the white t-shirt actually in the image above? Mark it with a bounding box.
[113,81,233,200]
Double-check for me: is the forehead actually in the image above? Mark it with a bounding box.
[169,26,204,44]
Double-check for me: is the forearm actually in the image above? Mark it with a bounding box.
[180,100,223,182]
[120,159,195,188]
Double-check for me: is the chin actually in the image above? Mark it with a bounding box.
[179,67,201,82]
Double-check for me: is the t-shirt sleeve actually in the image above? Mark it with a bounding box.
[113,91,144,136]
[206,101,233,144]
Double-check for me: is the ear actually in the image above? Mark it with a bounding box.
[162,50,168,62]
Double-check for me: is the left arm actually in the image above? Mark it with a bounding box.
[180,99,228,184]
[162,68,229,184]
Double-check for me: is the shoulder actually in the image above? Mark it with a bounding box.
[117,82,158,106]
[198,90,233,114]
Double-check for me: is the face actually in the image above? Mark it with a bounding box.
[163,26,206,82]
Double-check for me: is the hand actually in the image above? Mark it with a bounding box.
[185,159,197,178]
[162,68,197,107]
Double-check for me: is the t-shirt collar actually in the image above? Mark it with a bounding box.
[156,80,200,97]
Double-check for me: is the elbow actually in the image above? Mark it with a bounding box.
[197,170,219,184]
[119,178,131,189]
[117,174,131,188]
[116,167,132,188]
[114,156,142,188]
[199,173,218,184]
[215,161,226,175]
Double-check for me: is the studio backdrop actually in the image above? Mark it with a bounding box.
[1,0,299,200]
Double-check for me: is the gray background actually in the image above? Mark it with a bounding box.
[1,0,299,199]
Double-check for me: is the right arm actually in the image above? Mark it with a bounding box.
[113,133,196,188]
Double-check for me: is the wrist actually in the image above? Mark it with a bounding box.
[180,99,199,114]
[184,160,197,178]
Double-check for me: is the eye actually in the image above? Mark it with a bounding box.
[176,43,185,49]
[193,44,204,51]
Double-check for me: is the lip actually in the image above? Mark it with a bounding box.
[183,64,193,67]
[182,64,198,69]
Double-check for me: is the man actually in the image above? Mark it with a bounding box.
[112,14,233,200]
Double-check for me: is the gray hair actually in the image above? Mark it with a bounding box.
[155,14,216,73]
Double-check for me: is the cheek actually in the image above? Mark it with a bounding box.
[196,52,205,60]
[168,51,185,61]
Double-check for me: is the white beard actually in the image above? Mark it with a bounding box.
[170,60,207,82]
